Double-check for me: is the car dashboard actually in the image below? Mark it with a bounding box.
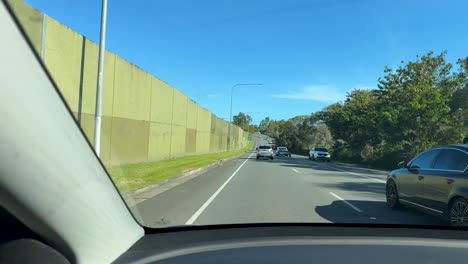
[115,225,468,264]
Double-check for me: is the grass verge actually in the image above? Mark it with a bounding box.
[108,142,254,193]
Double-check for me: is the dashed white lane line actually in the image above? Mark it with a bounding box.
[323,164,386,183]
[185,152,253,225]
[329,192,363,213]
[292,168,300,173]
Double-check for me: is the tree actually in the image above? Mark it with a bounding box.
[265,120,280,139]
[277,120,299,149]
[248,124,259,133]
[449,57,468,139]
[290,115,309,125]
[258,115,334,155]
[232,112,253,131]
[310,123,334,148]
[375,51,462,158]
[259,117,271,133]
[254,52,467,168]
[320,52,466,167]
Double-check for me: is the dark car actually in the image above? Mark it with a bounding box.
[276,147,291,157]
[272,145,278,154]
[386,145,468,227]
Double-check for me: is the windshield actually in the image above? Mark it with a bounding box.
[315,148,328,152]
[11,0,468,229]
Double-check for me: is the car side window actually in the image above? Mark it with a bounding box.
[410,149,440,169]
[433,149,468,171]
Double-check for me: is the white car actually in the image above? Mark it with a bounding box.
[309,146,331,161]
[257,145,274,160]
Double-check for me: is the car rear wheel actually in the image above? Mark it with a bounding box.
[386,180,401,210]
[449,198,468,227]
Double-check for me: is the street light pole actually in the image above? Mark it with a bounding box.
[93,0,108,157]
[227,83,262,151]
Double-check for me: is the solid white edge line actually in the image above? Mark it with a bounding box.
[292,168,299,173]
[324,164,386,183]
[329,192,363,213]
[399,199,443,214]
[185,152,253,225]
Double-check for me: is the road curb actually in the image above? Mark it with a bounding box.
[123,149,254,205]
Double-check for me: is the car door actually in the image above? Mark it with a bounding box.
[422,148,468,213]
[398,149,441,205]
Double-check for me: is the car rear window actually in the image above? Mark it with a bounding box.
[433,149,468,171]
[315,147,328,152]
[259,146,271,149]
[279,147,287,150]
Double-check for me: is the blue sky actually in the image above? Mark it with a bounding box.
[26,0,468,124]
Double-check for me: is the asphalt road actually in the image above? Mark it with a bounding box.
[134,135,446,228]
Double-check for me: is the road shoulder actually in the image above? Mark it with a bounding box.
[122,151,254,207]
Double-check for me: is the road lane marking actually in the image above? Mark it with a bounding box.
[323,164,386,183]
[329,192,363,213]
[292,168,299,173]
[185,153,253,225]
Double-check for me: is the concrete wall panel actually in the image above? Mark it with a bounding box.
[81,38,97,115]
[12,0,250,166]
[210,135,218,152]
[100,115,113,166]
[170,125,186,157]
[171,89,187,127]
[80,112,95,145]
[186,100,198,130]
[113,58,151,121]
[110,117,149,165]
[197,107,211,132]
[196,132,210,153]
[148,122,172,160]
[150,78,173,124]
[185,128,197,154]
[7,0,43,54]
[45,18,83,112]
[80,40,116,117]
[102,51,116,117]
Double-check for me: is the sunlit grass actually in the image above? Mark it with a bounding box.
[108,142,254,192]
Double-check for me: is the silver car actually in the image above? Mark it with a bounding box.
[309,146,331,161]
[276,147,291,157]
[257,145,274,160]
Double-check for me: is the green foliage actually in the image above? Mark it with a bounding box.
[262,52,468,170]
[259,117,271,133]
[248,124,259,133]
[260,115,333,155]
[233,112,253,131]
[323,51,467,169]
